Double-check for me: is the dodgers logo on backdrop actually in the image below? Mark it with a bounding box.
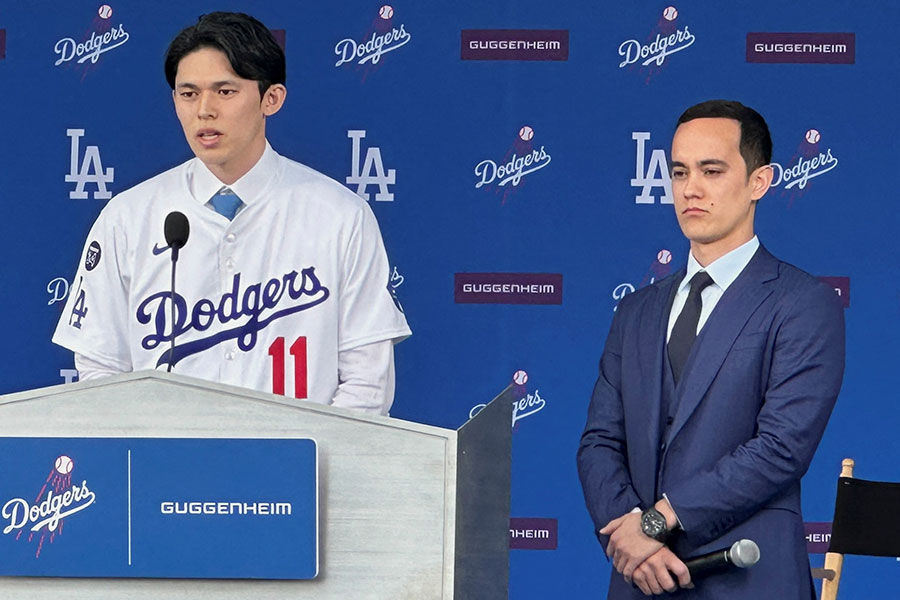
[470,388,548,429]
[334,5,411,76]
[53,5,130,69]
[47,277,70,306]
[632,132,672,204]
[619,6,695,74]
[346,130,396,201]
[769,129,839,197]
[66,129,114,200]
[475,126,552,203]
[612,249,675,311]
[1,455,96,558]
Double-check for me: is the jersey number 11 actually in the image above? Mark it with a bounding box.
[268,336,307,399]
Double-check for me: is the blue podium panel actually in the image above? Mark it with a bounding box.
[0,438,317,579]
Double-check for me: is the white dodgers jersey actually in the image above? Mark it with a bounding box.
[53,145,411,405]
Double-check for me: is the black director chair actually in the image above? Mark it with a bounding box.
[814,458,900,600]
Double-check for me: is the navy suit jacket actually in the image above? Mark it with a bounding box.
[577,246,845,599]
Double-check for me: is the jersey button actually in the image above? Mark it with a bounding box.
[225,233,236,243]
[225,350,235,360]
[225,258,235,270]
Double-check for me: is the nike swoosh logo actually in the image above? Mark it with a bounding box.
[152,243,170,255]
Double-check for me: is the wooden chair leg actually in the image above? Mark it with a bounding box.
[819,552,844,600]
[820,459,854,600]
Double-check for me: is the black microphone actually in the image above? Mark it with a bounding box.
[684,539,760,578]
[163,212,190,372]
[164,211,190,261]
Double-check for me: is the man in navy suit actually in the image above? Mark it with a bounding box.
[577,100,844,598]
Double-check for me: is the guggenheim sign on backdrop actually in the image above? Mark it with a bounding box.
[455,273,563,305]
[746,32,855,64]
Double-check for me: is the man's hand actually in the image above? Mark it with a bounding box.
[600,512,663,581]
[631,546,693,596]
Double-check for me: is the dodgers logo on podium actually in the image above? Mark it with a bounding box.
[0,438,318,579]
[1,454,96,558]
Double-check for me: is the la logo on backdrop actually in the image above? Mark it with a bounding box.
[474,126,552,204]
[346,129,396,201]
[1,455,96,558]
[66,128,114,200]
[631,131,672,205]
[334,5,411,81]
[53,4,130,74]
[618,6,696,82]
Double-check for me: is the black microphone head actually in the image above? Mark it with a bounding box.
[728,539,760,568]
[164,212,190,250]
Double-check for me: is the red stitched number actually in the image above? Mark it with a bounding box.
[268,337,308,399]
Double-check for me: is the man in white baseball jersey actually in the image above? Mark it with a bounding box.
[53,12,411,415]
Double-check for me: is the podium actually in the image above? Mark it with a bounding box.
[0,371,512,599]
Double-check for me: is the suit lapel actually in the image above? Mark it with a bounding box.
[665,246,779,445]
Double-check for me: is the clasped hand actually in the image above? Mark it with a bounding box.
[600,512,692,596]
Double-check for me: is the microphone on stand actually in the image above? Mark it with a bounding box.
[164,211,190,261]
[163,212,190,373]
[684,539,760,578]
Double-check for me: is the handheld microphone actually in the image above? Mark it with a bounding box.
[163,212,190,372]
[684,539,760,578]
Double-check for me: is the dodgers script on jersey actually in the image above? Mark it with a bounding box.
[53,145,411,406]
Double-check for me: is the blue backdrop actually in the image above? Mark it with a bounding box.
[1,1,896,597]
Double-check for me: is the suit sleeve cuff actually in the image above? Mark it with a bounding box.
[661,493,685,531]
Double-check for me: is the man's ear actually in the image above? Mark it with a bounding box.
[261,84,287,117]
[750,164,773,201]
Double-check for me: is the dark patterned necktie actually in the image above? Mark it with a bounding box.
[668,271,714,384]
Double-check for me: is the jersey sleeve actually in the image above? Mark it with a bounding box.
[52,207,133,372]
[338,202,411,352]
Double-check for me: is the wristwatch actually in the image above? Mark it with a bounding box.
[640,507,670,543]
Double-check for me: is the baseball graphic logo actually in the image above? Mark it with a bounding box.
[512,370,528,385]
[55,455,74,475]
[663,6,678,21]
[85,240,102,271]
[519,126,534,141]
[98,4,113,19]
[657,249,672,265]
[805,129,821,144]
[379,5,393,19]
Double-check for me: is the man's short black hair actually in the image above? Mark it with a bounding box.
[164,12,285,98]
[676,100,772,174]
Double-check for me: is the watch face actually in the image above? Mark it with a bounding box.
[642,510,666,537]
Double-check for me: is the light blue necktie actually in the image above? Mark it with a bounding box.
[210,188,242,221]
